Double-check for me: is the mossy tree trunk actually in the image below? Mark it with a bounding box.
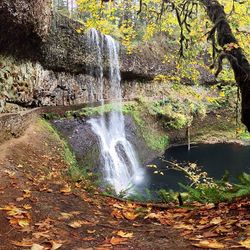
[198,0,250,131]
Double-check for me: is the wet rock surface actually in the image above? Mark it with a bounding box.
[52,115,157,172]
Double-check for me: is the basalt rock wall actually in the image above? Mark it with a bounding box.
[0,1,216,113]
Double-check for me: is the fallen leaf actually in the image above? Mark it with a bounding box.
[246,225,250,236]
[145,212,162,219]
[113,203,124,209]
[11,239,33,247]
[31,243,44,250]
[68,221,82,228]
[87,230,96,234]
[239,238,250,248]
[111,209,124,219]
[173,223,194,230]
[59,212,73,220]
[16,197,24,201]
[23,204,32,210]
[32,231,51,239]
[60,185,71,194]
[18,218,30,227]
[215,226,232,233]
[123,211,138,221]
[192,240,225,249]
[117,231,133,238]
[51,241,62,250]
[75,183,81,188]
[110,237,127,245]
[210,217,222,225]
[199,217,209,225]
[202,231,218,238]
[95,244,112,250]
[82,237,95,241]
[23,189,31,198]
[68,220,95,228]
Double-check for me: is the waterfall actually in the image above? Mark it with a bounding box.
[87,29,144,194]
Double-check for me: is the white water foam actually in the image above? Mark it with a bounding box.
[87,29,144,194]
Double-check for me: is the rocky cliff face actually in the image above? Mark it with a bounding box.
[0,55,185,113]
[0,0,51,59]
[0,1,216,113]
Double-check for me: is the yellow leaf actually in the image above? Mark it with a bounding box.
[23,189,31,198]
[51,241,62,250]
[60,185,71,194]
[246,225,250,236]
[59,212,73,220]
[23,204,32,210]
[192,240,225,249]
[0,204,15,211]
[31,243,44,250]
[18,218,30,228]
[173,223,194,230]
[123,211,138,221]
[117,231,133,238]
[68,221,82,228]
[210,217,222,225]
[76,28,82,33]
[240,238,250,248]
[7,207,25,216]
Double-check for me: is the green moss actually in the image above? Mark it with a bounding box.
[123,102,169,151]
[192,114,237,143]
[42,113,60,120]
[79,144,100,171]
[64,101,169,152]
[38,118,88,181]
[66,103,115,118]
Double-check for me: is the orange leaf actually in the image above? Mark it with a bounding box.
[82,237,95,241]
[123,211,138,221]
[110,237,127,245]
[12,239,33,247]
[60,185,71,194]
[111,209,124,219]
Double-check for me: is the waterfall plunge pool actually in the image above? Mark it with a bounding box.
[134,143,250,195]
[51,118,250,197]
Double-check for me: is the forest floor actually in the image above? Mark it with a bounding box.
[0,119,249,250]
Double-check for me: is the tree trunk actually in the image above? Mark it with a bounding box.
[199,0,250,131]
[187,126,191,151]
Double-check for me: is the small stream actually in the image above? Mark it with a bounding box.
[136,143,250,193]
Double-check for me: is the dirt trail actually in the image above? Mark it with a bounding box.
[0,120,193,250]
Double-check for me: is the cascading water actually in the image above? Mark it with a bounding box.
[86,29,104,103]
[87,29,144,194]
